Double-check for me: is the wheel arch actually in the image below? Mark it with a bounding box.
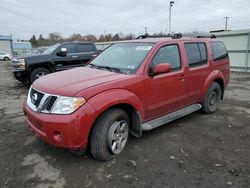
[28,63,55,83]
[201,70,225,100]
[213,78,225,99]
[28,62,55,74]
[87,89,144,140]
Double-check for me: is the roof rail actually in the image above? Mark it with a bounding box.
[171,33,183,39]
[136,33,183,39]
[136,34,169,39]
[136,33,216,40]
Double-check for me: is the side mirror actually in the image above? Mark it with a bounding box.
[56,48,67,57]
[152,63,172,76]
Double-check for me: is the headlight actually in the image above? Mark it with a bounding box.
[51,96,86,114]
[12,59,26,70]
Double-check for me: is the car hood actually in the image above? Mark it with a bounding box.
[15,54,51,63]
[32,67,131,96]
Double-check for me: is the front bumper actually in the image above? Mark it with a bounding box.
[13,70,28,83]
[23,100,97,150]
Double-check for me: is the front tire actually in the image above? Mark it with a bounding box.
[90,108,129,161]
[4,57,9,61]
[30,68,50,83]
[201,82,222,114]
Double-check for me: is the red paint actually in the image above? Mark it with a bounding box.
[23,37,230,150]
[153,63,172,74]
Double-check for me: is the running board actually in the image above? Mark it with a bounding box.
[141,104,201,131]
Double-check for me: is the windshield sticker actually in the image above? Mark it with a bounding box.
[136,46,152,51]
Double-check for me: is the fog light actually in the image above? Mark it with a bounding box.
[53,131,63,141]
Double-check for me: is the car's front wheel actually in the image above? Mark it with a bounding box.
[90,108,129,161]
[30,68,50,83]
[202,82,222,114]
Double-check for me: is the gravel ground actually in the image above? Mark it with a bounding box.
[0,60,249,188]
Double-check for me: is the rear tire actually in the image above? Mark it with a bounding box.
[90,108,129,161]
[30,68,50,83]
[4,57,9,61]
[201,82,222,114]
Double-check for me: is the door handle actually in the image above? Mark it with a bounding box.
[72,56,78,58]
[180,74,185,82]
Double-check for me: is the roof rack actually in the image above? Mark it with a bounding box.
[136,35,169,39]
[136,33,216,39]
[136,33,182,39]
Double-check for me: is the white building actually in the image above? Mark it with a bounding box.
[211,29,250,72]
[12,41,32,56]
[0,35,13,55]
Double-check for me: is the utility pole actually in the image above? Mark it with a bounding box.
[144,27,148,35]
[103,30,106,42]
[224,16,230,31]
[169,1,175,34]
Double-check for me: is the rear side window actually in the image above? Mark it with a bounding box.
[152,44,181,71]
[77,44,94,53]
[184,43,207,67]
[210,42,228,61]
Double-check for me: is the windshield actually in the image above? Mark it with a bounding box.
[42,43,61,54]
[90,43,154,74]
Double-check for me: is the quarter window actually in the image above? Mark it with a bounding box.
[184,43,207,67]
[152,45,181,70]
[210,42,228,61]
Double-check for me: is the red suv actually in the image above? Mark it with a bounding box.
[23,35,230,161]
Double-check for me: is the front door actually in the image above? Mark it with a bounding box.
[53,43,79,71]
[145,44,188,121]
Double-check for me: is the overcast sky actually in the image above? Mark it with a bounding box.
[0,0,250,40]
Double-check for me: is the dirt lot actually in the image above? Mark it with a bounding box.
[0,61,249,188]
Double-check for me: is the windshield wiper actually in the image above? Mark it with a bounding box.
[88,64,99,69]
[88,64,123,73]
[98,65,122,73]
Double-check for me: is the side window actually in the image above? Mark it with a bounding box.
[198,43,207,64]
[59,44,75,54]
[210,42,228,61]
[76,44,94,53]
[184,43,207,67]
[152,44,181,70]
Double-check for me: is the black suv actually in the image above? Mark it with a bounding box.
[12,41,98,84]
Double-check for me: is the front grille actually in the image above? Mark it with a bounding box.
[30,88,44,108]
[27,87,58,113]
[45,96,57,111]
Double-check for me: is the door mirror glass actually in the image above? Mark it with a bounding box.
[152,63,172,76]
[56,48,67,57]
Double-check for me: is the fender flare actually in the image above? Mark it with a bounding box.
[201,70,225,100]
[88,89,144,120]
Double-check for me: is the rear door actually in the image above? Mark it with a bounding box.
[53,43,79,71]
[76,43,96,66]
[184,42,211,102]
[145,43,189,120]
